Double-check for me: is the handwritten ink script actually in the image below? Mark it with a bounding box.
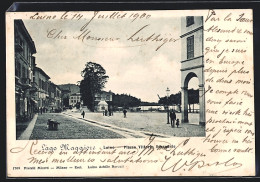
[204,9,254,152]
[10,136,243,174]
[29,11,180,51]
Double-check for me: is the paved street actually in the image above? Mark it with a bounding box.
[25,111,205,140]
[30,113,124,140]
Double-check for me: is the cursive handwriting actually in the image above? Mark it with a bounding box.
[127,24,179,51]
[161,156,242,173]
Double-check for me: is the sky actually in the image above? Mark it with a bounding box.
[24,12,198,102]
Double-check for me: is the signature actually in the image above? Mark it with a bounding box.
[161,155,242,173]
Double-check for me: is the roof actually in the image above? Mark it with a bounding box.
[98,101,108,105]
[15,20,36,54]
[71,93,81,96]
[35,67,50,79]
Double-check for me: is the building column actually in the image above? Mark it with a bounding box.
[199,84,205,126]
[181,86,189,123]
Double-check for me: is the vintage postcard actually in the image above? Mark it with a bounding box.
[6,9,255,177]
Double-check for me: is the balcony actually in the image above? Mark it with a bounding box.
[30,81,38,93]
[20,77,32,89]
[15,43,24,52]
[15,75,20,83]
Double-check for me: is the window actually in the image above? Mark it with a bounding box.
[186,16,194,27]
[27,70,30,79]
[21,40,25,57]
[27,47,30,61]
[39,79,42,89]
[22,66,26,78]
[42,80,45,90]
[187,35,194,59]
[15,32,19,44]
[16,61,21,77]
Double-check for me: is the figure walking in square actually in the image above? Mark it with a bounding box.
[123,109,127,118]
[170,109,176,128]
[81,110,85,118]
[176,119,180,128]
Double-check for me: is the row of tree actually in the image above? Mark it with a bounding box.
[112,94,141,108]
[77,62,199,112]
[158,89,199,112]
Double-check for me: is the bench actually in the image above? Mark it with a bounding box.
[47,119,60,130]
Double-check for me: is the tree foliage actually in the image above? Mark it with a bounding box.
[188,89,199,112]
[158,89,199,106]
[188,89,199,105]
[158,92,181,106]
[63,96,69,107]
[112,94,141,109]
[79,62,109,111]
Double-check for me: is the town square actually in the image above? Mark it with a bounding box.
[14,14,205,140]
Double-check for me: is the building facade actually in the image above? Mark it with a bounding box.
[15,20,37,122]
[34,67,50,111]
[94,91,113,111]
[48,82,62,111]
[180,16,205,126]
[69,93,82,106]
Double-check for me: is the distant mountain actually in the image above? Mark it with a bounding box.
[58,84,80,94]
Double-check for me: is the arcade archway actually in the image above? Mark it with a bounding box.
[181,70,205,126]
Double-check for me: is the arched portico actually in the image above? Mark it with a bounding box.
[181,68,205,126]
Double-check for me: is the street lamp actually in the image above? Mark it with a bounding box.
[166,87,170,124]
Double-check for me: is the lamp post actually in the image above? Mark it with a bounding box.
[166,87,170,124]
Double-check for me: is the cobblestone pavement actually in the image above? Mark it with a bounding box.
[29,111,205,139]
[63,111,205,138]
[30,113,124,140]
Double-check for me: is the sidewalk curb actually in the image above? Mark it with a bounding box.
[18,114,38,140]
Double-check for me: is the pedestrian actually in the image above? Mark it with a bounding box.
[81,110,85,118]
[170,109,176,128]
[123,109,127,118]
[176,119,180,128]
[105,110,108,116]
[108,109,111,116]
[40,107,43,114]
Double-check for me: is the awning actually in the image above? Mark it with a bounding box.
[30,98,38,104]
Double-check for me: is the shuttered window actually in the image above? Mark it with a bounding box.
[187,35,194,59]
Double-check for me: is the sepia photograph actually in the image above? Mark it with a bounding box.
[7,8,255,177]
[14,15,205,140]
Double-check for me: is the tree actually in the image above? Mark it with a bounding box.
[75,102,81,109]
[63,96,69,107]
[79,62,109,111]
[158,92,181,107]
[188,89,199,112]
[112,93,141,109]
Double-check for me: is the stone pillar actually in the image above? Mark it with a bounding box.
[181,87,189,123]
[199,84,205,126]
